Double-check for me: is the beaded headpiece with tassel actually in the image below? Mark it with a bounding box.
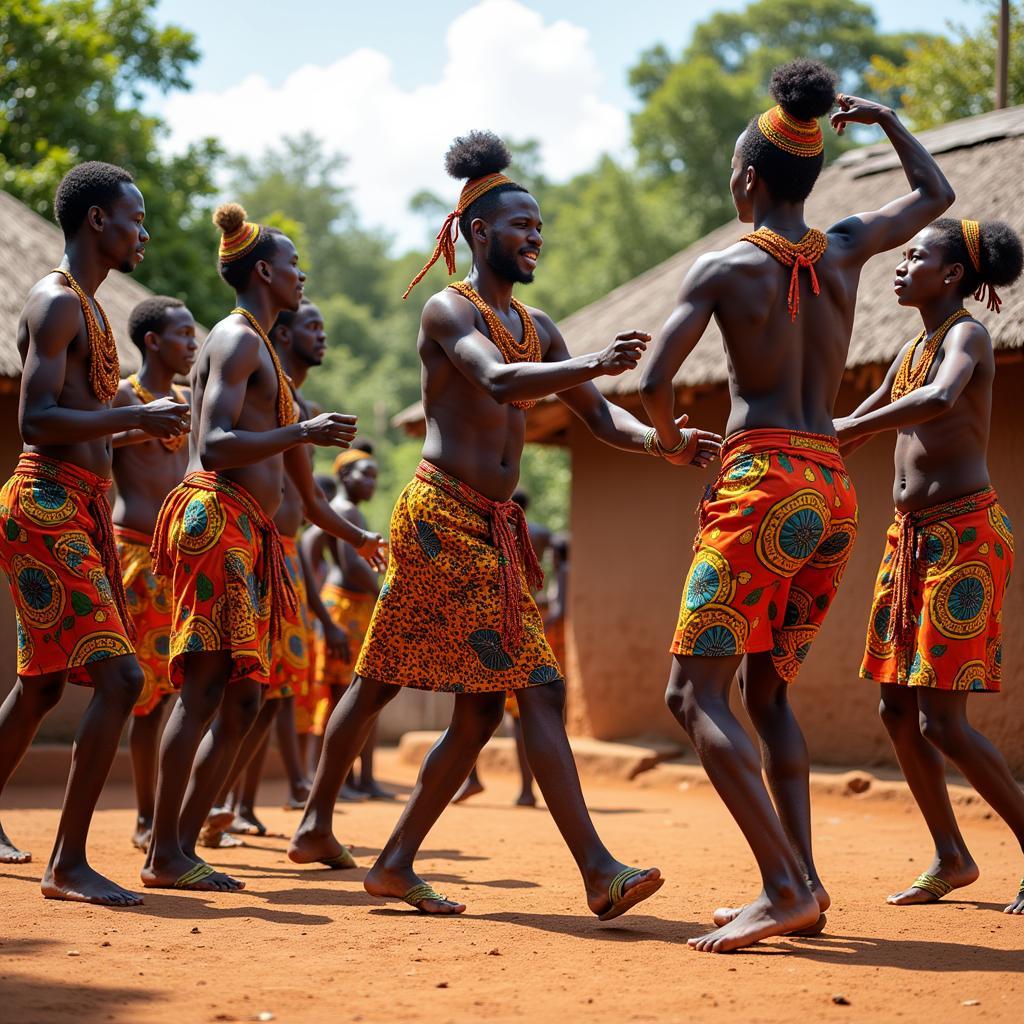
[961,220,1002,313]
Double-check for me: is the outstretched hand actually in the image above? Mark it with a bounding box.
[139,396,191,439]
[597,330,650,376]
[301,412,358,448]
[830,93,893,136]
[357,532,389,573]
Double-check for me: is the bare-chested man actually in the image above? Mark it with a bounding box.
[289,131,720,918]
[834,217,1024,915]
[304,442,386,800]
[140,204,385,892]
[111,296,197,853]
[0,162,190,904]
[205,299,348,841]
[639,60,954,951]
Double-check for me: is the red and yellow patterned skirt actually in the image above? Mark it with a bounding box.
[860,487,1013,692]
[116,526,174,715]
[0,453,134,683]
[267,534,311,700]
[672,429,858,682]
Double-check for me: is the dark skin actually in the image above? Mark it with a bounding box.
[640,94,955,952]
[141,239,387,893]
[0,182,189,904]
[289,187,720,916]
[835,229,1024,915]
[111,303,198,852]
[303,458,388,798]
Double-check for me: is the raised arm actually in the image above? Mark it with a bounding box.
[199,325,357,470]
[19,288,189,446]
[834,322,984,443]
[545,313,721,468]
[424,290,647,405]
[828,95,955,264]
[284,445,387,571]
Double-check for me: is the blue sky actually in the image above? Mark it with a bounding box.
[150,0,990,249]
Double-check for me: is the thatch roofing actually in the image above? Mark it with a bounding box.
[395,104,1024,439]
[1,188,155,379]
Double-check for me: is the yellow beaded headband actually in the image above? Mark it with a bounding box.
[333,448,374,475]
[219,219,262,263]
[757,105,824,158]
[961,219,1002,313]
[403,172,513,299]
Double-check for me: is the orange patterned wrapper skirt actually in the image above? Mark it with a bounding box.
[860,487,1013,692]
[672,429,858,682]
[0,453,135,683]
[266,534,311,700]
[116,526,174,715]
[355,463,561,693]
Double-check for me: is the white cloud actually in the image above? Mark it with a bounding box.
[161,0,629,252]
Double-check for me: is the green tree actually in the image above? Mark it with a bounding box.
[629,0,923,235]
[867,1,1024,128]
[0,0,224,324]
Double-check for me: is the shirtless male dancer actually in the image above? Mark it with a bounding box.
[834,217,1024,914]
[289,131,720,917]
[0,163,189,904]
[639,60,955,951]
[207,299,345,839]
[140,205,385,892]
[304,443,387,800]
[112,296,197,853]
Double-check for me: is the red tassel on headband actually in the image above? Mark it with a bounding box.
[961,219,1002,313]
[403,172,512,299]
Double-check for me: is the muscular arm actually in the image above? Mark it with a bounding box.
[199,327,307,470]
[298,527,351,657]
[425,291,644,405]
[638,255,717,448]
[110,383,152,448]
[19,290,144,445]
[828,104,954,265]
[835,324,984,442]
[338,508,380,595]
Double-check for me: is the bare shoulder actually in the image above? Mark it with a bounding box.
[523,304,558,345]
[677,244,749,297]
[205,314,262,363]
[421,288,476,338]
[947,317,992,356]
[115,377,142,407]
[23,274,82,337]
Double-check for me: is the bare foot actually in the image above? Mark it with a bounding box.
[0,826,31,864]
[358,781,395,801]
[206,806,237,832]
[452,778,484,804]
[337,783,369,803]
[199,825,244,849]
[282,795,307,811]
[287,827,356,868]
[515,791,538,807]
[130,818,152,853]
[225,809,266,837]
[588,865,663,920]
[690,888,820,953]
[364,863,466,915]
[41,862,143,906]
[1004,880,1024,914]
[714,877,830,931]
[141,853,245,891]
[887,854,979,905]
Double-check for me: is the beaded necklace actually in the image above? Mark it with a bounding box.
[741,227,829,321]
[127,374,189,451]
[230,307,297,426]
[890,308,971,401]
[52,267,120,402]
[449,281,542,411]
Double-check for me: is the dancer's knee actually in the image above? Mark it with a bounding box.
[351,676,400,713]
[919,711,966,756]
[221,685,263,736]
[25,674,66,713]
[94,658,145,714]
[665,678,699,734]
[451,693,505,746]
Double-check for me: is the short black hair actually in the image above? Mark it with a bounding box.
[271,298,313,341]
[53,161,134,238]
[929,218,1024,298]
[738,60,837,203]
[445,131,528,240]
[127,296,187,354]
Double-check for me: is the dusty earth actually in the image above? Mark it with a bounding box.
[1,749,1022,1024]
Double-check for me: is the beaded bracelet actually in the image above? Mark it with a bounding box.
[656,429,693,457]
[643,428,659,456]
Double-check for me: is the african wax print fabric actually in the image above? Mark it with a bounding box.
[860,487,1012,692]
[0,453,134,683]
[672,429,858,682]
[266,534,311,699]
[355,461,562,693]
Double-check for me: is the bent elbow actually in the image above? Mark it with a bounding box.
[637,372,664,399]
[198,438,225,472]
[19,418,40,447]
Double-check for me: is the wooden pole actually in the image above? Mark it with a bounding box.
[997,0,1010,109]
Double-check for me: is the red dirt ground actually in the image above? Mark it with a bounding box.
[1,749,1022,1024]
